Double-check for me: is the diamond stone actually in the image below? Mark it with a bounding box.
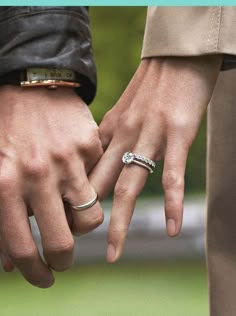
[122,152,134,164]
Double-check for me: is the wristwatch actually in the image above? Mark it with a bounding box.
[0,68,81,89]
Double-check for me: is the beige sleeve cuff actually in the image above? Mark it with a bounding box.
[142,6,236,58]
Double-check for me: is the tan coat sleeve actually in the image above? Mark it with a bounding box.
[142,7,236,58]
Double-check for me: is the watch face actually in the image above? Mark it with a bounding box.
[26,68,76,82]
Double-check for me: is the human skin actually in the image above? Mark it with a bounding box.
[0,86,104,287]
[89,55,223,263]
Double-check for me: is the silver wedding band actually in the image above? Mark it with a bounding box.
[71,193,98,211]
[122,151,156,173]
[130,160,154,173]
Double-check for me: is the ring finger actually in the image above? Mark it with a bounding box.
[106,129,163,262]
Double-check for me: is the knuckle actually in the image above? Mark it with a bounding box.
[8,246,37,263]
[168,114,192,133]
[118,112,138,134]
[0,174,16,194]
[78,128,101,154]
[52,146,76,163]
[74,211,104,235]
[91,211,104,228]
[109,224,127,243]
[46,237,74,256]
[114,184,137,201]
[162,171,184,191]
[23,160,50,179]
[165,199,181,213]
[165,190,182,207]
[85,126,99,141]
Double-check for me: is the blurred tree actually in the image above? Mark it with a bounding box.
[89,7,206,195]
[90,7,146,121]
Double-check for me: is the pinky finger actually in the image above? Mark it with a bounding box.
[162,139,189,237]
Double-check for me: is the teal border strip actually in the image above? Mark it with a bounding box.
[0,1,236,5]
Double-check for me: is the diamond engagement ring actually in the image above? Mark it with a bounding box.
[71,193,98,211]
[122,152,156,173]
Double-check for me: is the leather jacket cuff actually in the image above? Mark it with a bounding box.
[0,6,96,104]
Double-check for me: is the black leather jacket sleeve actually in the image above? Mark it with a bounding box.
[0,6,96,104]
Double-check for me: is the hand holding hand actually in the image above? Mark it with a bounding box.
[90,56,223,262]
[0,86,103,287]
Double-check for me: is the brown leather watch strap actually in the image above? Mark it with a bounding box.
[0,68,80,89]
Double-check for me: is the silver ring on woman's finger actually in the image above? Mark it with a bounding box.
[122,152,156,174]
[71,193,98,211]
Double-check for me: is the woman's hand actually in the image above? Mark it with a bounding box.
[90,56,223,263]
[0,86,104,287]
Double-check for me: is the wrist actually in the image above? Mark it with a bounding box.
[0,85,85,109]
[142,55,223,96]
[148,55,223,73]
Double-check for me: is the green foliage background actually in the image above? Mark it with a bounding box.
[89,7,207,195]
[0,263,207,316]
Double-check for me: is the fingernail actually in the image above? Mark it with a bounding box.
[38,277,55,289]
[167,219,176,237]
[107,244,116,262]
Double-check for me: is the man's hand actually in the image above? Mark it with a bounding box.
[90,56,223,263]
[0,86,103,287]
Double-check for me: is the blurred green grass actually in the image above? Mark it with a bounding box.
[0,261,207,316]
